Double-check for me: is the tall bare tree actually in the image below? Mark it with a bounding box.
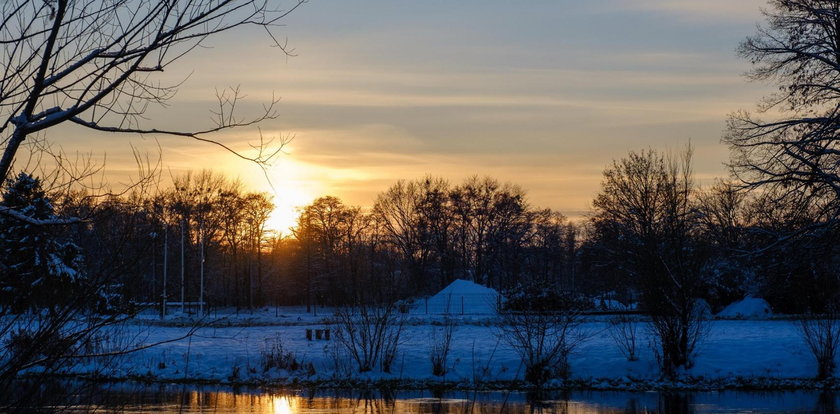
[591,147,707,378]
[726,0,840,230]
[726,0,840,314]
[0,0,304,192]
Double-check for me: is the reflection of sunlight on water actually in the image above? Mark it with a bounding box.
[61,386,831,414]
[272,396,295,414]
[169,391,611,414]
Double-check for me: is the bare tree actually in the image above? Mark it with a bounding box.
[242,192,274,307]
[0,172,198,409]
[293,196,372,307]
[497,307,585,385]
[608,313,639,362]
[332,302,405,373]
[450,176,529,290]
[373,179,439,294]
[726,0,840,314]
[726,0,840,229]
[798,311,840,379]
[695,181,756,309]
[590,146,709,378]
[0,0,305,190]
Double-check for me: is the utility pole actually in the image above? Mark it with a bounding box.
[151,231,157,310]
[181,218,185,314]
[162,225,168,319]
[200,219,205,315]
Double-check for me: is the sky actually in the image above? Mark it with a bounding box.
[50,0,772,233]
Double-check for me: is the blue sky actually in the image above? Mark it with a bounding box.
[52,0,771,230]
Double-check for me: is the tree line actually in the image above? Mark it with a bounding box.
[0,172,578,311]
[2,149,837,317]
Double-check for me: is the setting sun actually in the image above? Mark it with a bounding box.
[266,184,312,235]
[214,140,327,235]
[262,157,321,235]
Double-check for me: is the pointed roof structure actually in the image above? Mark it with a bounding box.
[420,279,500,315]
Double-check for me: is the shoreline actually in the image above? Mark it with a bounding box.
[39,373,840,393]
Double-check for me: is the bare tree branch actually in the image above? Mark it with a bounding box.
[0,0,306,185]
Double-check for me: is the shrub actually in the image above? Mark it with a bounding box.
[261,335,313,375]
[333,303,405,373]
[497,308,585,385]
[429,318,456,376]
[608,313,638,361]
[798,313,840,379]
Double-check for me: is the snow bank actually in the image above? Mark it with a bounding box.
[717,296,772,319]
[415,279,500,315]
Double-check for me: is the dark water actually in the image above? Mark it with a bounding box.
[7,382,840,413]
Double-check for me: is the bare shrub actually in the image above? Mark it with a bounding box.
[324,340,353,379]
[608,313,638,361]
[429,318,456,376]
[497,308,585,385]
[5,327,77,367]
[1,313,134,378]
[471,337,501,384]
[261,335,314,375]
[798,313,840,379]
[333,303,405,373]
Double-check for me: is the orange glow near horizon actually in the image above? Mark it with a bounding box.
[50,0,768,230]
[261,156,320,236]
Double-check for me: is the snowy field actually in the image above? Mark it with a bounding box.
[56,306,826,390]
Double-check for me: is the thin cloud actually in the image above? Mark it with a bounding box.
[612,0,766,22]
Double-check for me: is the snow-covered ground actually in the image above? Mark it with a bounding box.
[53,306,830,390]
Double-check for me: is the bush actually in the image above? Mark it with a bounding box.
[6,329,74,364]
[333,303,405,373]
[497,308,585,385]
[429,318,456,376]
[798,313,840,379]
[261,335,313,375]
[608,313,638,361]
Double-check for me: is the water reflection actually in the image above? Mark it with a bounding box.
[273,396,294,414]
[9,382,840,413]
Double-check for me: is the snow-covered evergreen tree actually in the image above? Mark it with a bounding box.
[0,173,85,313]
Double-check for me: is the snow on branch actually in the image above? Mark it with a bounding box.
[0,205,83,225]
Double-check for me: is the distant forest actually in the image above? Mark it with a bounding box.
[2,144,835,315]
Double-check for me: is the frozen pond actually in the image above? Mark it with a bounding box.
[12,382,840,413]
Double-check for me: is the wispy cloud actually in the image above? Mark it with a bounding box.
[46,0,772,217]
[610,0,766,22]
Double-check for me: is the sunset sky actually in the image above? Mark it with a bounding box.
[50,0,771,232]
